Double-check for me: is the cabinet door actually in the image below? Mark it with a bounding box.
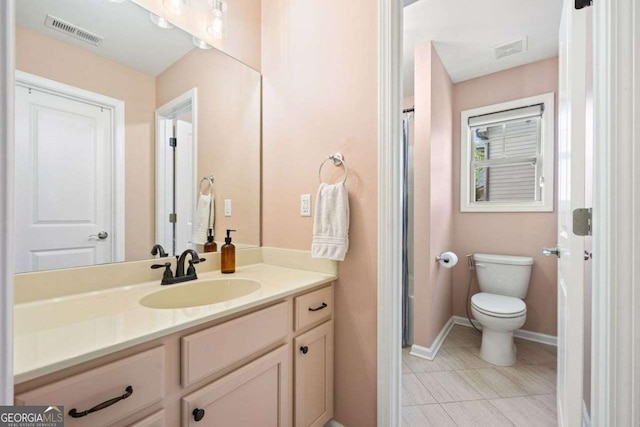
[182,345,290,427]
[294,321,333,427]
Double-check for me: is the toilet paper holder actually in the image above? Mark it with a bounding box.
[435,252,456,264]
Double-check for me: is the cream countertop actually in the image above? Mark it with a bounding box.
[14,262,336,384]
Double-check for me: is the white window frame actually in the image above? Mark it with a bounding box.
[460,92,555,212]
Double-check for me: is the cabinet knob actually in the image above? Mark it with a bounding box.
[300,346,309,355]
[193,408,205,422]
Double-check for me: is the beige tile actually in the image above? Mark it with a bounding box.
[402,404,457,427]
[457,368,530,398]
[403,350,455,373]
[402,374,437,406]
[441,400,515,427]
[439,346,492,370]
[441,325,482,348]
[415,371,483,403]
[496,364,556,395]
[490,394,557,426]
[402,359,412,374]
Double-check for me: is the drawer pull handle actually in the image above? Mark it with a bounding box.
[193,408,206,422]
[300,346,309,354]
[68,385,133,418]
[308,302,327,312]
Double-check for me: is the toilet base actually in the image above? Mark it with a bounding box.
[479,329,517,366]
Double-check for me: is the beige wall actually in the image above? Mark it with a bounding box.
[133,0,261,71]
[261,0,378,424]
[15,26,156,262]
[413,43,454,348]
[451,57,559,336]
[156,48,261,246]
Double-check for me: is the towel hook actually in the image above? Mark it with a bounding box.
[199,176,214,195]
[318,153,349,184]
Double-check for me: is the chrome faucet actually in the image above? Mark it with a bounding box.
[151,249,205,286]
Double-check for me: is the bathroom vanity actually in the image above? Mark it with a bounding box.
[13,250,336,427]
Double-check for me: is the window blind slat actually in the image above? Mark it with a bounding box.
[468,104,543,127]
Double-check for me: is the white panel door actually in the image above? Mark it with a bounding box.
[556,0,587,425]
[175,119,194,253]
[15,85,113,273]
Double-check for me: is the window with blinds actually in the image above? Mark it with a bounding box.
[460,94,554,212]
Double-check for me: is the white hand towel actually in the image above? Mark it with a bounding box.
[192,193,213,245]
[312,182,350,261]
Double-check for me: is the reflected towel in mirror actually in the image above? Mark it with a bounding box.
[193,194,213,245]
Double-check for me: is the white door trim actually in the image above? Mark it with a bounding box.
[154,88,198,252]
[0,0,15,405]
[592,0,640,425]
[14,70,126,263]
[377,0,403,425]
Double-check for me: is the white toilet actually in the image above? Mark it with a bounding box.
[471,253,533,366]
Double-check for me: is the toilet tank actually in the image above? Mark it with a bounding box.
[473,253,534,298]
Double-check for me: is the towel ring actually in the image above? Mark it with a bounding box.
[318,153,349,184]
[199,176,214,195]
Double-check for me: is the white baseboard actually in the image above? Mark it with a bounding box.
[452,316,558,347]
[583,401,591,427]
[409,317,455,360]
[324,420,345,427]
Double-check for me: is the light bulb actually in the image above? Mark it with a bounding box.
[109,0,126,3]
[207,15,227,39]
[192,36,212,49]
[211,0,227,17]
[163,0,189,16]
[149,13,174,29]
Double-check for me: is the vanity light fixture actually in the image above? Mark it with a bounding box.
[163,0,190,16]
[192,36,212,49]
[149,13,174,29]
[206,0,228,39]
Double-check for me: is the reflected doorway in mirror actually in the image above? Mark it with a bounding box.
[14,71,125,273]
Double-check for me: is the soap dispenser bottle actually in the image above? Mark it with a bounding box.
[204,228,217,253]
[221,229,236,274]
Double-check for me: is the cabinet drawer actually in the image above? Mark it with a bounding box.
[129,410,165,427]
[15,347,165,427]
[182,345,291,427]
[181,301,289,387]
[295,286,333,331]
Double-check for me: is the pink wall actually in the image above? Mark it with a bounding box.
[261,1,378,425]
[155,48,261,246]
[15,26,156,262]
[413,43,454,348]
[451,57,559,336]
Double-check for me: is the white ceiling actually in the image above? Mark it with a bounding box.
[16,0,195,77]
[403,0,563,97]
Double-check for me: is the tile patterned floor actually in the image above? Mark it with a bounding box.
[402,325,558,427]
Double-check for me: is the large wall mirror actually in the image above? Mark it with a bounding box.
[14,0,261,273]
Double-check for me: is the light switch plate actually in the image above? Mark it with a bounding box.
[224,199,232,217]
[300,194,311,216]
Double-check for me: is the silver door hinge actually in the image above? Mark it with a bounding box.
[169,213,177,223]
[573,208,592,236]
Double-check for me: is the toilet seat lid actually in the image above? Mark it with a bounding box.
[471,293,526,317]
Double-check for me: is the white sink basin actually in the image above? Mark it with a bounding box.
[139,278,262,309]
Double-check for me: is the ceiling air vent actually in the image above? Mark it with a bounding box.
[492,37,528,60]
[44,14,103,46]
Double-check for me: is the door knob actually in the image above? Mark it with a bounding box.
[542,247,560,258]
[89,231,108,240]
